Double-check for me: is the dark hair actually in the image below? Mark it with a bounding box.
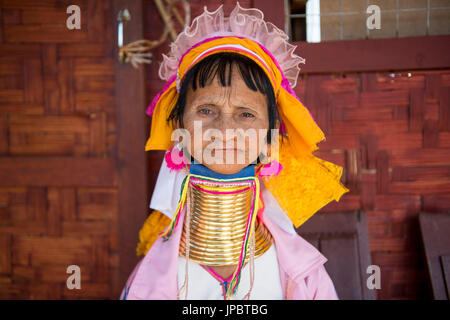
[167,52,282,144]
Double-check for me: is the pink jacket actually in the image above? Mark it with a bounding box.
[120,207,339,300]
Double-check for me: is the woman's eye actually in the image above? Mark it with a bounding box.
[241,112,255,118]
[198,107,212,115]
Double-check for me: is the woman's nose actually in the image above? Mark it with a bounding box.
[215,110,238,131]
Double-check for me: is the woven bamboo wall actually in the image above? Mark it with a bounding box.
[300,71,450,299]
[0,0,119,299]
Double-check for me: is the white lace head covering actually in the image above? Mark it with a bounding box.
[157,2,305,89]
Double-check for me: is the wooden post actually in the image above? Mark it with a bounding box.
[112,0,148,299]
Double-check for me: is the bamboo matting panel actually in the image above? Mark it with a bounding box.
[298,71,450,299]
[0,0,120,299]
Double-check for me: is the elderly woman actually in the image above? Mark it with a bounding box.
[121,2,348,300]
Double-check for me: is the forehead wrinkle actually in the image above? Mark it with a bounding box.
[190,90,261,110]
[189,90,228,106]
[188,68,264,110]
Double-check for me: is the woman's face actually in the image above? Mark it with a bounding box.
[181,65,270,175]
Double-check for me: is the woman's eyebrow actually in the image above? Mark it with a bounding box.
[232,100,260,111]
[190,96,219,105]
[191,96,259,110]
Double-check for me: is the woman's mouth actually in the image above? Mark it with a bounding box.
[214,148,243,152]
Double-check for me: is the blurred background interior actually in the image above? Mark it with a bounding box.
[0,0,449,299]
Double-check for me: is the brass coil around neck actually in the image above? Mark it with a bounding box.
[179,181,273,266]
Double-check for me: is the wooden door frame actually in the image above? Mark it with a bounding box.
[294,35,450,74]
[113,0,148,298]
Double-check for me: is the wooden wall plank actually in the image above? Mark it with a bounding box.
[4,25,88,43]
[113,0,148,299]
[57,59,75,115]
[2,9,21,24]
[376,151,389,194]
[0,89,23,103]
[21,8,67,24]
[409,88,425,132]
[378,133,423,150]
[88,112,107,156]
[58,44,106,58]
[297,35,450,73]
[0,235,13,274]
[0,0,120,300]
[423,120,439,148]
[0,116,7,154]
[24,58,44,104]
[0,157,117,187]
[360,90,409,108]
[26,187,47,221]
[389,148,450,167]
[2,0,78,8]
[439,87,450,132]
[87,0,105,43]
[42,44,59,115]
[0,45,41,56]
[47,187,63,237]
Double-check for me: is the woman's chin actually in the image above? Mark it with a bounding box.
[203,163,251,175]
